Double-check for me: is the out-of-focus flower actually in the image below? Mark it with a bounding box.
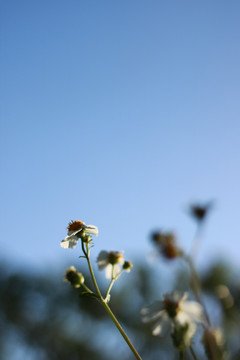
[64,266,85,288]
[61,220,98,249]
[151,232,182,259]
[215,284,234,309]
[123,260,133,272]
[97,250,124,279]
[141,292,203,346]
[189,202,213,223]
[202,327,226,360]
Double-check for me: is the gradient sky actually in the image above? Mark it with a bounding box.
[1,0,240,272]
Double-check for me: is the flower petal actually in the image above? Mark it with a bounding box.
[105,264,112,279]
[60,236,79,249]
[97,251,109,270]
[180,301,203,322]
[152,313,171,336]
[83,224,98,236]
[141,301,165,322]
[112,264,121,278]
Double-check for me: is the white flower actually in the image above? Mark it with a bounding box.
[141,292,203,343]
[97,250,124,279]
[61,220,98,249]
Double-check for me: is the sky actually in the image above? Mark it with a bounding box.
[0,0,240,273]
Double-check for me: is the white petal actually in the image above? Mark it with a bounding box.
[181,301,203,322]
[112,264,121,278]
[141,301,165,322]
[60,236,79,249]
[83,224,98,236]
[141,301,165,315]
[97,251,109,270]
[105,265,112,279]
[164,291,186,303]
[176,311,193,326]
[152,314,171,336]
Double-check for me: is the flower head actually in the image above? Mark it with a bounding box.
[189,202,213,223]
[141,292,203,347]
[64,266,84,288]
[97,250,124,279]
[61,220,98,249]
[151,232,182,260]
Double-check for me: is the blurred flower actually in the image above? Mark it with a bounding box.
[189,202,213,223]
[61,220,98,249]
[141,292,203,346]
[151,232,182,259]
[202,327,226,360]
[97,250,124,279]
[64,266,85,288]
[123,260,133,272]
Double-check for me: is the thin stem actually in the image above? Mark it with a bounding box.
[101,301,143,360]
[105,270,124,301]
[83,241,142,360]
[190,346,198,360]
[84,242,103,300]
[184,255,211,326]
[179,350,184,360]
[105,278,115,301]
[81,282,94,294]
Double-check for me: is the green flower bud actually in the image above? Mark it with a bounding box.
[123,260,133,272]
[64,266,84,288]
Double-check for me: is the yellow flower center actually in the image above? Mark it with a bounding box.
[67,220,83,232]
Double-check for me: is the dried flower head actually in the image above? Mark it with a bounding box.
[189,202,213,222]
[152,232,182,259]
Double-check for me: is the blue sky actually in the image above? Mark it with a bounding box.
[1,0,240,272]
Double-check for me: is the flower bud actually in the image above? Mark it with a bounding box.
[123,260,133,272]
[64,266,84,288]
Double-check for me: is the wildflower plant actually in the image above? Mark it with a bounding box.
[61,203,228,360]
[61,220,141,360]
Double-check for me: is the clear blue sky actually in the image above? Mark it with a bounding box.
[1,1,240,272]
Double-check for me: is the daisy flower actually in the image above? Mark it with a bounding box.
[141,291,203,344]
[61,220,98,249]
[97,250,124,279]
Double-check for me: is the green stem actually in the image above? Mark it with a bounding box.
[179,350,184,360]
[105,278,115,301]
[184,255,211,326]
[81,282,94,294]
[85,242,103,300]
[101,301,143,360]
[190,346,198,360]
[83,242,142,360]
[105,270,124,301]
